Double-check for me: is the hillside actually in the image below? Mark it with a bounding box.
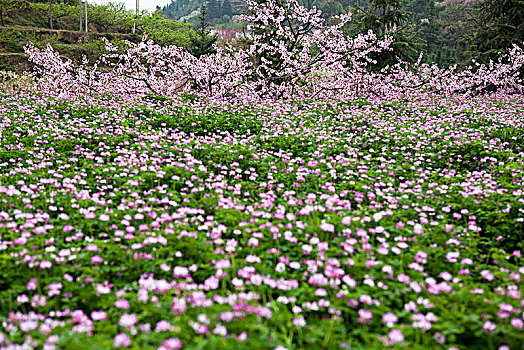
[0,0,195,71]
[162,0,435,24]
[161,0,356,27]
[162,0,244,27]
[0,26,140,71]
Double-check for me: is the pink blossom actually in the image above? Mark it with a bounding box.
[119,313,137,328]
[357,309,372,324]
[26,278,37,290]
[482,321,496,334]
[511,318,523,329]
[159,338,182,350]
[115,299,130,309]
[413,224,424,235]
[85,244,99,251]
[383,313,398,327]
[155,320,173,332]
[387,329,404,345]
[91,255,103,264]
[292,317,306,327]
[91,311,107,321]
[172,298,187,314]
[40,260,52,269]
[114,333,131,347]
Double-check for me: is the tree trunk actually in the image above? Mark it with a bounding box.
[49,0,53,29]
[85,0,87,32]
[79,0,83,31]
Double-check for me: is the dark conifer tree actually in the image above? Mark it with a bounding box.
[352,0,425,69]
[465,0,523,65]
[189,4,217,57]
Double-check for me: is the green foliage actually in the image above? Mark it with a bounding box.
[87,3,134,33]
[221,0,233,17]
[3,0,193,45]
[0,0,195,68]
[82,37,133,61]
[206,0,220,18]
[137,12,194,48]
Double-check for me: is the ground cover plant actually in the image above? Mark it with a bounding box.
[0,90,523,349]
[2,1,524,349]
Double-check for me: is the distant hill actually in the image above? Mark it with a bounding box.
[162,0,244,28]
[161,0,432,28]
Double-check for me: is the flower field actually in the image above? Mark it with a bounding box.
[0,90,522,349]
